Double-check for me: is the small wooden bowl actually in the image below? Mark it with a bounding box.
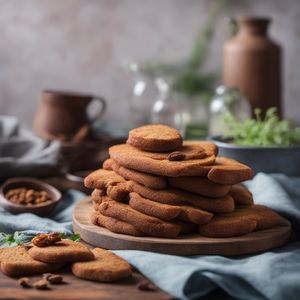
[0,177,62,216]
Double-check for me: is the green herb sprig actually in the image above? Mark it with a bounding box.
[223,107,300,147]
[0,232,81,248]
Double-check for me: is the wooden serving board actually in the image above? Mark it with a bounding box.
[73,198,292,256]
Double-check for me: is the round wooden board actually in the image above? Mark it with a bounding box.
[73,198,292,256]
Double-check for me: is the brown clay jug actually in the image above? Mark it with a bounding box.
[33,90,106,141]
[223,16,282,117]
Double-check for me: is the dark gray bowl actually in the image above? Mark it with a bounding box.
[210,136,300,176]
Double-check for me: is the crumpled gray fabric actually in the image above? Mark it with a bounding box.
[0,116,62,180]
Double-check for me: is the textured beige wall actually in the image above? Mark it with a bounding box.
[0,0,299,129]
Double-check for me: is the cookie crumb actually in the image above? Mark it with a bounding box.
[137,279,157,291]
[18,277,31,288]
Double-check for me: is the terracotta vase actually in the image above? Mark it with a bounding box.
[223,17,282,117]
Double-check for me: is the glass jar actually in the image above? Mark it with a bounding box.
[209,85,251,136]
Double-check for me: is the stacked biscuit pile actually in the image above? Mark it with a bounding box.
[85,125,282,238]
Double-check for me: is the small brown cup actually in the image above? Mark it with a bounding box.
[33,90,106,141]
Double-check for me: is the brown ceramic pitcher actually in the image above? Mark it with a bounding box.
[223,16,282,117]
[33,90,106,141]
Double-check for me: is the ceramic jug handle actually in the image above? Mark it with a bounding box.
[89,96,107,123]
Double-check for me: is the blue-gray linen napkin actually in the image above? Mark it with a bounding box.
[0,173,299,300]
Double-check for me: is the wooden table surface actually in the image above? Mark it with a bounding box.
[0,176,235,300]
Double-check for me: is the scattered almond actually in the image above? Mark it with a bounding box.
[32,232,61,247]
[137,279,157,291]
[43,273,63,284]
[18,277,31,288]
[33,279,48,290]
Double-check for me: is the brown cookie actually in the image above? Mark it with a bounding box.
[99,200,181,238]
[178,205,213,225]
[91,211,144,236]
[129,192,213,225]
[127,124,183,152]
[129,192,181,221]
[109,141,217,177]
[199,214,257,238]
[172,220,198,234]
[127,181,235,213]
[72,248,132,282]
[230,185,254,206]
[0,246,63,277]
[206,157,253,185]
[91,189,106,204]
[111,159,167,190]
[84,169,125,189]
[234,205,282,230]
[168,176,231,198]
[103,158,114,170]
[28,239,94,264]
[198,205,281,237]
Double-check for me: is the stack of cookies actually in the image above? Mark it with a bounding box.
[85,125,282,238]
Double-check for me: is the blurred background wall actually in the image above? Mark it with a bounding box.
[0,0,299,128]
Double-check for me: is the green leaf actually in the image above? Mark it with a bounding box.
[223,107,300,147]
[70,233,81,242]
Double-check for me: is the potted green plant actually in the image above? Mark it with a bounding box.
[210,108,300,176]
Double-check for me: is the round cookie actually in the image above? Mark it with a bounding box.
[109,141,217,177]
[72,248,132,282]
[168,176,231,198]
[28,239,94,264]
[0,246,63,277]
[230,185,254,206]
[127,124,183,152]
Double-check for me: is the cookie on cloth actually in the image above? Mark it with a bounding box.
[91,211,144,236]
[28,239,94,264]
[168,176,231,198]
[109,141,218,177]
[0,246,63,277]
[111,159,167,190]
[230,185,254,206]
[99,200,181,238]
[127,124,183,152]
[72,248,132,282]
[84,169,125,189]
[205,157,253,185]
[129,192,213,225]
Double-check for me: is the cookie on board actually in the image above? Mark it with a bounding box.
[168,176,231,198]
[230,185,254,206]
[99,200,181,238]
[91,211,144,236]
